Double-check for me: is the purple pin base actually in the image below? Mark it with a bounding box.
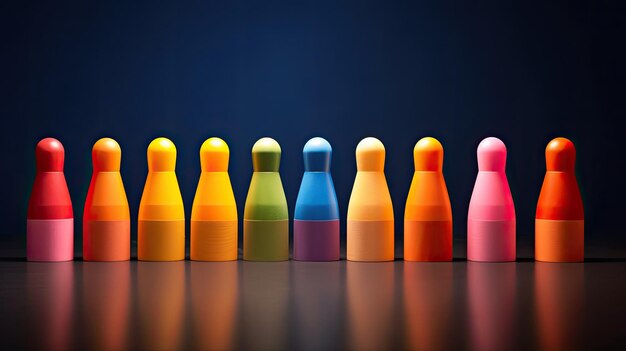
[293,220,340,261]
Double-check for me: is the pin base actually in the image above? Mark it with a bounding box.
[191,220,238,261]
[243,219,289,261]
[468,219,516,262]
[83,220,130,261]
[347,220,394,262]
[138,220,185,261]
[404,220,452,262]
[293,219,340,261]
[27,219,74,262]
[535,219,584,262]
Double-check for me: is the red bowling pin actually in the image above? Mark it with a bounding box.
[27,138,74,261]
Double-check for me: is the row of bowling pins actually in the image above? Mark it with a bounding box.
[26,135,584,263]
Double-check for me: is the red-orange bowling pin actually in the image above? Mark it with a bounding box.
[535,137,584,262]
[83,138,130,261]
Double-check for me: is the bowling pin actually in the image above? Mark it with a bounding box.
[294,137,340,261]
[138,137,185,261]
[467,137,516,262]
[191,137,238,261]
[27,138,74,261]
[243,137,289,261]
[535,137,584,262]
[404,137,452,261]
[347,137,394,262]
[83,138,130,261]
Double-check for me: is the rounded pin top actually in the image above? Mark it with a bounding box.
[147,137,177,172]
[252,137,281,172]
[200,137,230,172]
[477,137,507,172]
[546,137,575,172]
[303,137,332,172]
[413,137,443,172]
[36,138,65,172]
[92,138,121,172]
[356,137,385,171]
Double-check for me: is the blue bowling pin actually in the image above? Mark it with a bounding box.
[294,137,340,261]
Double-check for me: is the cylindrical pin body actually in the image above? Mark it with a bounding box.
[294,220,340,261]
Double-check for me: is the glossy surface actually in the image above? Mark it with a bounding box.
[1,257,624,350]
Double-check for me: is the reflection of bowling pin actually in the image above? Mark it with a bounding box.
[243,137,289,261]
[467,262,517,350]
[138,138,185,261]
[347,262,396,350]
[404,137,452,261]
[535,262,584,350]
[240,262,289,350]
[137,262,185,350]
[190,262,239,349]
[83,138,130,261]
[189,262,240,350]
[82,262,131,350]
[27,138,74,262]
[467,137,516,262]
[294,137,340,261]
[536,138,584,262]
[291,261,342,349]
[26,262,74,350]
[403,262,455,350]
[347,137,394,262]
[191,137,238,261]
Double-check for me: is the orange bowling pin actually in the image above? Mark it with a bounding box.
[404,137,452,261]
[83,138,130,261]
[138,138,185,261]
[191,137,238,261]
[535,137,584,262]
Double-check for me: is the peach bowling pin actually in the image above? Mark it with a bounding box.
[27,138,74,261]
[83,138,130,261]
[191,137,238,261]
[467,137,516,262]
[138,138,185,261]
[347,137,394,261]
[535,137,584,262]
[404,137,452,261]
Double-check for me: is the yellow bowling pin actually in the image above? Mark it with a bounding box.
[191,137,238,261]
[347,137,394,261]
[138,138,185,261]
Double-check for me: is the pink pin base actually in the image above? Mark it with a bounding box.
[27,219,74,262]
[467,219,516,262]
[294,220,340,261]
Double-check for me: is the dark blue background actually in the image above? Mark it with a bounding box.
[3,0,624,255]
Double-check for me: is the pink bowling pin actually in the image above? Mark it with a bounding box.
[467,137,516,262]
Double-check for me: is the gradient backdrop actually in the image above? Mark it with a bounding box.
[2,0,624,256]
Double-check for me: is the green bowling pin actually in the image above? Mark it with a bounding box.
[243,137,289,261]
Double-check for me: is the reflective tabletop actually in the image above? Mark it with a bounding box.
[1,257,625,350]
